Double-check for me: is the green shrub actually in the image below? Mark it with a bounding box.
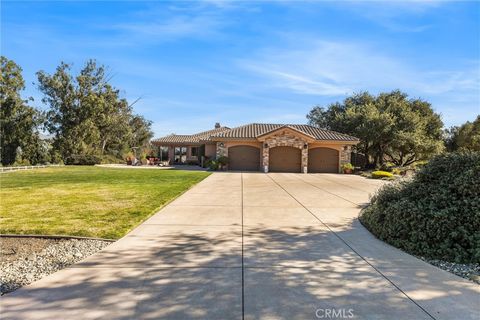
[341,163,354,170]
[201,156,210,168]
[379,162,395,172]
[359,171,371,178]
[100,155,124,164]
[412,160,429,168]
[371,170,393,179]
[360,151,480,263]
[206,159,219,171]
[391,168,402,175]
[50,151,64,165]
[186,159,199,165]
[65,154,101,165]
[217,156,229,166]
[13,159,31,166]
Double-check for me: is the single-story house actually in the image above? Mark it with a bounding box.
[152,123,359,173]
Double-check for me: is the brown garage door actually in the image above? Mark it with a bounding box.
[269,146,301,173]
[228,145,260,171]
[308,147,339,173]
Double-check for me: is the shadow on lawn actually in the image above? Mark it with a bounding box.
[1,221,479,320]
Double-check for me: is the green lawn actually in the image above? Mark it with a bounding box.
[0,166,210,239]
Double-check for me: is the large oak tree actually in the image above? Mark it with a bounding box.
[0,56,43,165]
[37,60,153,160]
[307,90,444,167]
[445,116,480,152]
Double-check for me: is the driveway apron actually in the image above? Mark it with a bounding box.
[1,172,478,320]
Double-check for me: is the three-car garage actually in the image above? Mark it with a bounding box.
[227,145,340,173]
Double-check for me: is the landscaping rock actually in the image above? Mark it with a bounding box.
[418,256,480,285]
[0,237,111,295]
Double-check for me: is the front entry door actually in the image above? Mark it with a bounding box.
[174,147,187,163]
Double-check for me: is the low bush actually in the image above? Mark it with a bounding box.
[379,162,395,172]
[65,154,101,165]
[201,156,210,168]
[391,168,402,175]
[99,155,124,164]
[412,160,429,168]
[371,170,393,179]
[359,171,371,178]
[360,152,480,263]
[341,163,354,171]
[205,159,219,171]
[186,159,199,165]
[13,159,31,166]
[205,157,229,171]
[217,156,229,166]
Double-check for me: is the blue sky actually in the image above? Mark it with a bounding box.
[2,0,479,137]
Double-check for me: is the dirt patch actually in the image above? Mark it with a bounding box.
[1,237,59,262]
[0,237,111,295]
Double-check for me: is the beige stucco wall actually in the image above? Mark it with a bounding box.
[205,144,217,159]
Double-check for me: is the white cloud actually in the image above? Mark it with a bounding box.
[243,65,351,96]
[239,39,480,100]
[341,0,445,32]
[111,14,225,42]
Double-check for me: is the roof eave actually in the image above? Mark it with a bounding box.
[310,139,359,145]
[257,126,317,142]
[151,141,202,146]
[210,137,258,142]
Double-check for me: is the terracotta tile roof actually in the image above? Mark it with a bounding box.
[152,123,359,144]
[152,127,230,144]
[213,123,359,141]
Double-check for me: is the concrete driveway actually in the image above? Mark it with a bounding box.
[1,173,478,319]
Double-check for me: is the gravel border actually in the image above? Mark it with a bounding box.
[1,234,115,241]
[0,237,111,295]
[416,256,480,284]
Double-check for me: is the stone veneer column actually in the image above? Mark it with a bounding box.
[216,142,227,158]
[262,134,308,173]
[262,145,269,172]
[301,147,308,173]
[340,145,352,167]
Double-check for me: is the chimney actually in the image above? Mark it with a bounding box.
[215,122,221,129]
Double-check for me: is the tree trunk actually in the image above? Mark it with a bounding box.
[363,143,372,168]
[404,154,417,166]
[372,154,378,169]
[101,139,107,155]
[377,145,386,166]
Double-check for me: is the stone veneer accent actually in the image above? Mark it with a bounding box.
[340,145,352,167]
[216,142,227,158]
[262,133,308,173]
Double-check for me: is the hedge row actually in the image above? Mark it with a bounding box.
[360,152,480,263]
[65,155,101,165]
